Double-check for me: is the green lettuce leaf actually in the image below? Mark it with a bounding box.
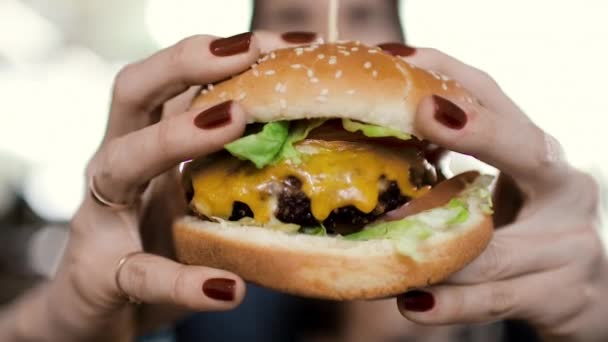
[343,193,471,258]
[225,119,410,167]
[301,224,327,236]
[276,119,326,164]
[344,219,431,241]
[342,119,411,140]
[224,121,289,168]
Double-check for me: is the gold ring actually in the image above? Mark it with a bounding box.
[89,176,133,211]
[114,251,145,305]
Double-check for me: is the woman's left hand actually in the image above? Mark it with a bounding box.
[379,44,607,341]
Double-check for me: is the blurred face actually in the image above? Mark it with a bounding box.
[253,0,403,45]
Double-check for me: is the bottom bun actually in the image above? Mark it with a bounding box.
[173,182,493,300]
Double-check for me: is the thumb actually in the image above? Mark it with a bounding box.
[116,253,245,311]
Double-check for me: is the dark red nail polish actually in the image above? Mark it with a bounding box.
[432,95,467,129]
[399,290,435,312]
[194,101,232,129]
[210,32,253,56]
[281,31,317,44]
[378,42,416,57]
[202,278,236,301]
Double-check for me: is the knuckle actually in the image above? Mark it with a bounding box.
[171,265,191,306]
[112,63,140,107]
[579,227,604,270]
[575,173,600,216]
[168,35,209,70]
[536,131,565,170]
[156,118,180,162]
[478,240,509,280]
[487,283,515,318]
[97,139,122,184]
[123,257,149,299]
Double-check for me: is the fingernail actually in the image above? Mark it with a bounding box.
[210,32,253,57]
[194,101,232,129]
[399,290,435,312]
[378,42,416,57]
[202,278,236,301]
[281,31,317,44]
[432,95,467,129]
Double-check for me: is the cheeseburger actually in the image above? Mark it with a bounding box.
[174,41,494,300]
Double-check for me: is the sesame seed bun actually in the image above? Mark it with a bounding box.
[175,42,491,300]
[191,41,475,137]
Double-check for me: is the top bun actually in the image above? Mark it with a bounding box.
[191,41,474,137]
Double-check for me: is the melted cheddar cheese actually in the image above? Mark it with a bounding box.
[190,140,429,225]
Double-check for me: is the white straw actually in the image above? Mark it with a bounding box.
[328,0,339,42]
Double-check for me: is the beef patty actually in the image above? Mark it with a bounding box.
[228,174,428,235]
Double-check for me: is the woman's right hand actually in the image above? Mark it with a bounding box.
[10,31,319,342]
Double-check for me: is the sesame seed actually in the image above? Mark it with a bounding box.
[307,69,314,77]
[316,96,327,102]
[364,61,372,69]
[372,70,378,78]
[320,88,329,95]
[368,49,378,54]
[265,70,276,75]
[279,99,287,109]
[335,70,343,79]
[328,56,337,65]
[219,91,227,98]
[253,69,260,77]
[202,89,208,95]
[291,64,302,69]
[207,84,214,91]
[442,82,448,90]
[275,82,287,93]
[310,77,319,83]
[351,47,359,52]
[346,89,356,95]
[338,50,351,56]
[430,70,441,80]
[337,45,347,50]
[441,74,450,81]
[270,52,276,59]
[355,40,361,45]
[295,48,304,55]
[395,63,407,75]
[317,54,325,59]
[239,92,247,100]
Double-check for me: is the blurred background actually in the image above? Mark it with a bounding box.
[0,0,607,308]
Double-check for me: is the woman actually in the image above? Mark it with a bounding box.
[1,4,606,342]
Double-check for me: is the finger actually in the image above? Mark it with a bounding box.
[377,44,518,114]
[107,32,259,140]
[397,269,582,327]
[446,227,574,284]
[256,30,321,52]
[117,253,245,311]
[107,31,319,141]
[93,101,246,204]
[415,95,567,190]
